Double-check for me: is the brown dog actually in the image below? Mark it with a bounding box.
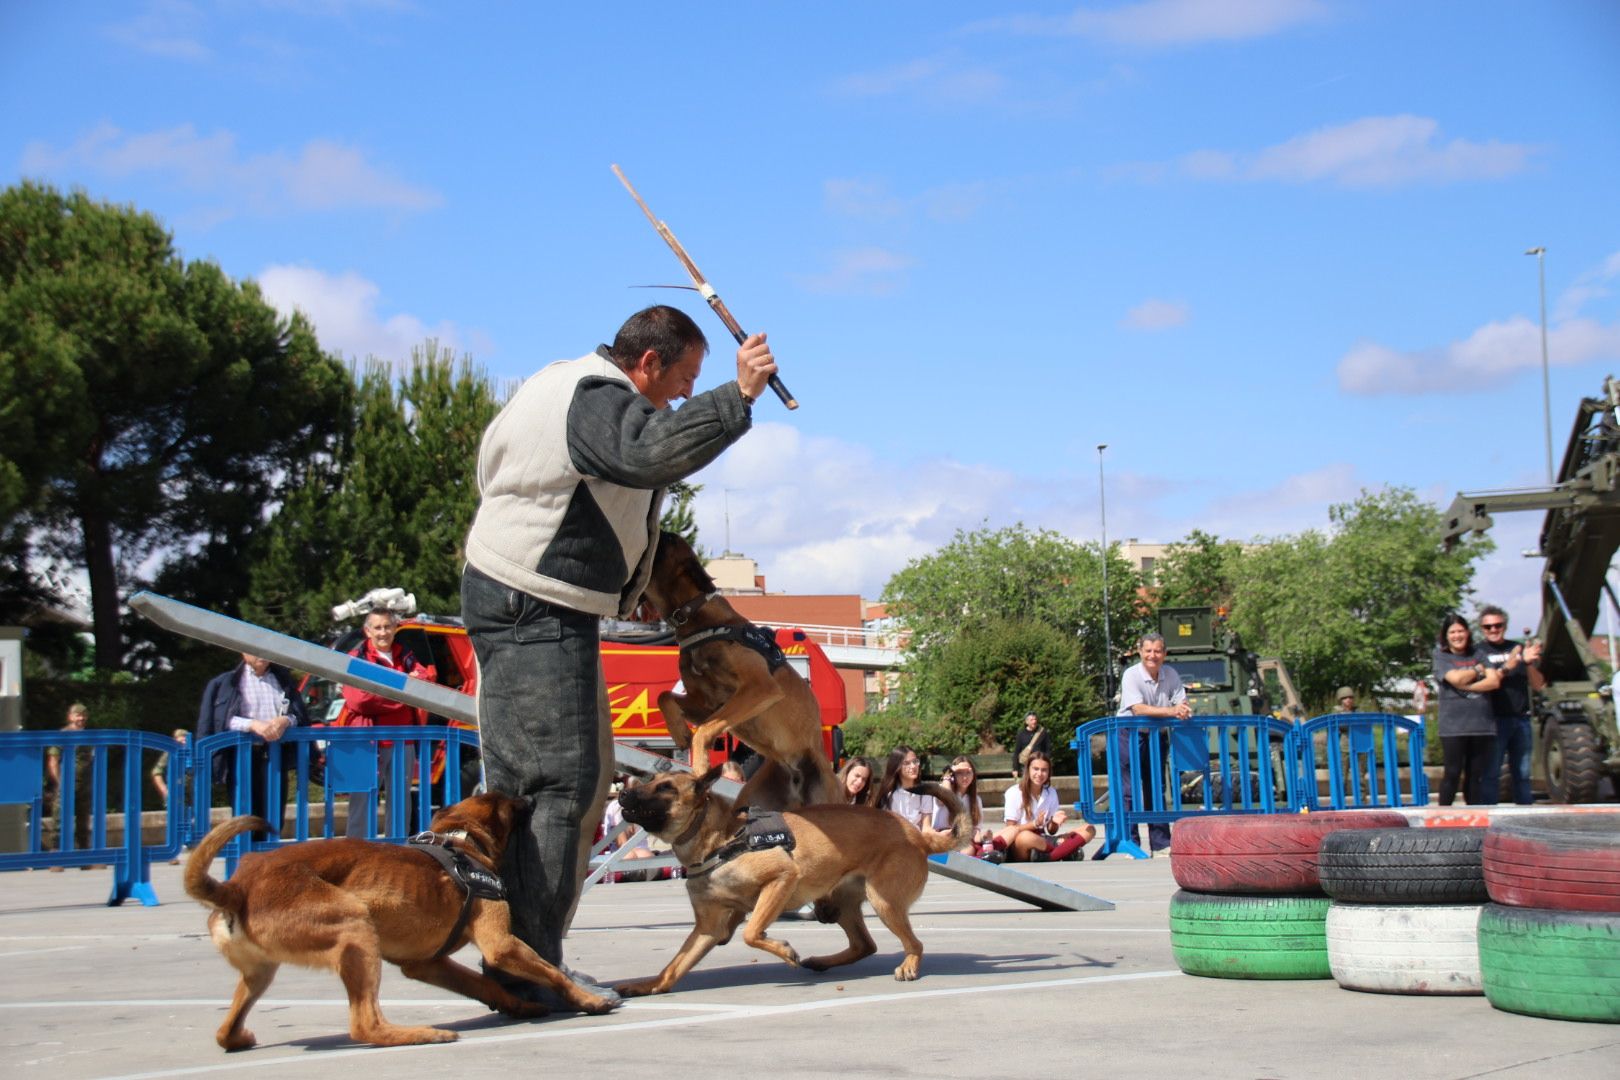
[639,530,837,812]
[612,770,968,995]
[184,792,616,1051]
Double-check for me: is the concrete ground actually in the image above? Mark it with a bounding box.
[2,846,1616,1080]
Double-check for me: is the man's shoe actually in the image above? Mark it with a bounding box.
[484,964,622,1013]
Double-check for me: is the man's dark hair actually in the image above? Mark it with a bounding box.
[1480,604,1507,622]
[609,306,709,371]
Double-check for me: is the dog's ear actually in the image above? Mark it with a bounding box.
[695,768,725,793]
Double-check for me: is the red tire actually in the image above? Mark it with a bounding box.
[1172,811,1410,895]
[1483,813,1620,912]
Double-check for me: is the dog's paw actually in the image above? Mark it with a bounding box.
[892,960,920,982]
[502,999,550,1020]
[219,1030,256,1052]
[578,993,619,1015]
[612,979,660,998]
[802,956,829,972]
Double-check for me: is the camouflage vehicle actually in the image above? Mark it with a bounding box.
[1158,606,1302,719]
[1442,376,1620,802]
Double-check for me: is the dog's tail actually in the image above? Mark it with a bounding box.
[182,815,265,914]
[911,783,972,855]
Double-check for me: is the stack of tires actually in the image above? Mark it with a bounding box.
[1167,811,1409,980]
[1318,827,1488,995]
[1478,814,1620,1023]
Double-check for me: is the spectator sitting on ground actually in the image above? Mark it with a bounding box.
[839,755,876,806]
[992,751,1093,862]
[874,745,938,830]
[935,755,994,855]
[719,760,746,784]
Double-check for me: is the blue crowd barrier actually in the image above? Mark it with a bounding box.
[0,729,184,905]
[1290,712,1428,810]
[2,725,481,902]
[1073,714,1298,859]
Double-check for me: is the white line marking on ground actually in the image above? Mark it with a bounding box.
[88,969,1183,1080]
[0,945,90,957]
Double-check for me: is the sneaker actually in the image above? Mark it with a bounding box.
[980,849,1005,865]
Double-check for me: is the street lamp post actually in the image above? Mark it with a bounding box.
[1097,444,1113,702]
[1527,246,1552,483]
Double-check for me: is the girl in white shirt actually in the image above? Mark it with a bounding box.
[992,752,1094,862]
[935,755,992,854]
[875,745,937,830]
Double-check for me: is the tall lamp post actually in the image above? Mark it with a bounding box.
[1527,246,1553,483]
[1097,444,1113,702]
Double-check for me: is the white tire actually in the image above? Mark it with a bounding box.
[1325,902,1483,995]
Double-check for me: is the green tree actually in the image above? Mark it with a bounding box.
[878,523,1146,749]
[1154,529,1246,611]
[661,480,703,556]
[1228,487,1491,708]
[244,341,501,639]
[0,182,351,669]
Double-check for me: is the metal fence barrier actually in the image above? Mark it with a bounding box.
[1074,711,1431,858]
[1290,712,1429,811]
[0,726,479,903]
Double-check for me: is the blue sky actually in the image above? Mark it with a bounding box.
[5,1,1619,630]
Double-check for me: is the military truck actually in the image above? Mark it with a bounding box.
[1442,376,1620,802]
[1158,606,1302,719]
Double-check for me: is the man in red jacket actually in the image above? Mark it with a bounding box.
[341,609,434,836]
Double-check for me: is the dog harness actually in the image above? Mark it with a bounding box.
[407,830,507,959]
[678,624,789,674]
[682,807,796,878]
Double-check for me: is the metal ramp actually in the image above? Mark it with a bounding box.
[131,591,1112,911]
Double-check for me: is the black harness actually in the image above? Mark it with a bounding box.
[407,830,507,959]
[682,807,796,878]
[679,624,790,674]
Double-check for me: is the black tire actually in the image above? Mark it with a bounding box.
[1542,720,1603,804]
[1478,903,1620,1023]
[1169,890,1332,980]
[1483,813,1620,912]
[1319,827,1487,904]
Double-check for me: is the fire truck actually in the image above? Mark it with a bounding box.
[301,604,849,773]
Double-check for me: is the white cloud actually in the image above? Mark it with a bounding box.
[981,0,1328,46]
[102,0,211,61]
[20,123,441,220]
[687,424,1376,599]
[792,247,915,296]
[1180,115,1537,188]
[823,176,990,224]
[1122,297,1190,331]
[1337,316,1620,396]
[829,54,1007,105]
[1554,249,1620,322]
[257,264,461,366]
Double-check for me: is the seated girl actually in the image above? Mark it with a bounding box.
[993,751,1094,862]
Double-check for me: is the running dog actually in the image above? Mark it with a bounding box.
[184,792,616,1051]
[612,769,969,994]
[639,530,837,811]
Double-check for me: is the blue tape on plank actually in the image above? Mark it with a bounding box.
[347,657,407,690]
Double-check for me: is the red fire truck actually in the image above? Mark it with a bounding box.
[302,615,849,769]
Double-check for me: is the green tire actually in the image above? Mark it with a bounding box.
[1169,889,1332,980]
[1478,904,1620,1023]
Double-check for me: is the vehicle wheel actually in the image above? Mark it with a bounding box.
[1478,903,1620,1023]
[1319,827,1487,904]
[1171,811,1409,895]
[1169,890,1332,980]
[1326,902,1483,995]
[1542,721,1603,804]
[1483,813,1620,912]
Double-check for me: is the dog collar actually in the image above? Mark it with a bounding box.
[678,625,789,674]
[667,590,721,629]
[682,808,795,878]
[407,832,506,959]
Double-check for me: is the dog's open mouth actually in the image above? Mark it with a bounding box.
[618,798,668,833]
